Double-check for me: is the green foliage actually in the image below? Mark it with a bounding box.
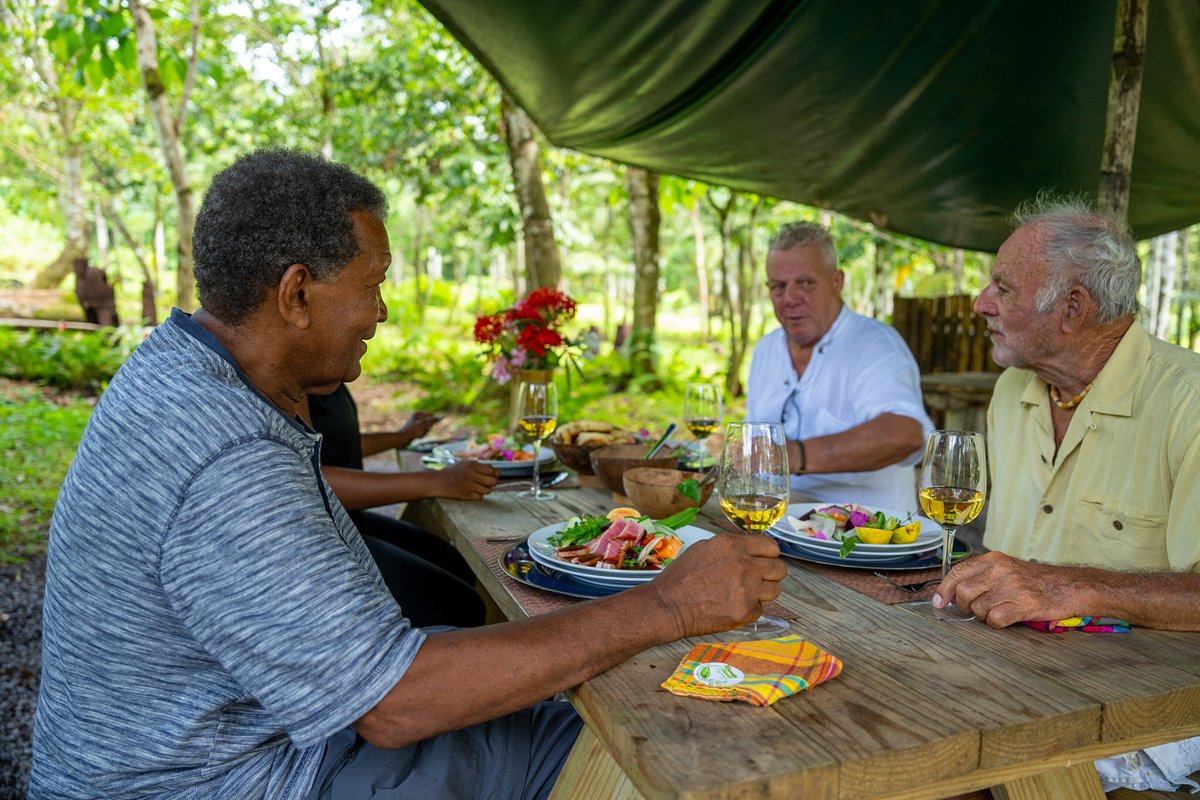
[0,327,140,393]
[0,383,93,562]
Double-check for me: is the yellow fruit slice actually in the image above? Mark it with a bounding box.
[855,526,894,544]
[607,507,642,523]
[890,521,922,544]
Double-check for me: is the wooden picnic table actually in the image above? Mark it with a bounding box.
[401,477,1200,800]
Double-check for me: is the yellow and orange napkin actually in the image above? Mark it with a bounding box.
[661,635,842,707]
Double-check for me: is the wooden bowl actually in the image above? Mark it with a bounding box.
[622,467,714,519]
[588,443,681,495]
[549,439,595,474]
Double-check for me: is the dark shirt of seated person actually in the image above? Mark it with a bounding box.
[30,148,787,800]
[302,383,498,628]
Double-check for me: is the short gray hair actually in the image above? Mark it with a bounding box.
[1011,193,1141,323]
[768,221,837,266]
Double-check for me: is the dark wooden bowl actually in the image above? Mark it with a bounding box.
[589,443,682,495]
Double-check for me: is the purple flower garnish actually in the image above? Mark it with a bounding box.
[848,510,870,528]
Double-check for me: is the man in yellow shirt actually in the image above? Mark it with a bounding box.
[935,196,1200,631]
[937,196,1200,794]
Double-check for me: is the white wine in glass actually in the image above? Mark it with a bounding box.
[683,382,723,470]
[915,430,987,621]
[516,381,558,501]
[717,421,790,635]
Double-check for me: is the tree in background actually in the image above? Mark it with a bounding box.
[500,90,562,291]
[625,166,660,379]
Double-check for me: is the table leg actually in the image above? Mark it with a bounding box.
[549,725,644,800]
[991,761,1105,800]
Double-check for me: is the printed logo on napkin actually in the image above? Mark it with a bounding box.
[694,662,745,687]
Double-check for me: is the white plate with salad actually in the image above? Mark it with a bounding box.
[438,440,554,476]
[526,509,712,586]
[771,502,942,560]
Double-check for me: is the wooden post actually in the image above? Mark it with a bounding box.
[1097,0,1149,224]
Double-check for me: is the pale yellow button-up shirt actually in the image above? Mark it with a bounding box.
[983,322,1200,572]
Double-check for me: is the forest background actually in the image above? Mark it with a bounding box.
[1,0,1198,564]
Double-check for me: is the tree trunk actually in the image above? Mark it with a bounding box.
[691,202,710,342]
[1146,235,1163,333]
[31,80,86,288]
[707,190,738,398]
[1153,233,1177,340]
[130,0,197,311]
[500,91,562,290]
[626,167,660,378]
[1175,228,1190,346]
[1097,0,1148,224]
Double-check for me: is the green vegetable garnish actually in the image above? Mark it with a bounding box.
[549,515,608,547]
[655,507,699,530]
[676,478,701,503]
[839,535,860,558]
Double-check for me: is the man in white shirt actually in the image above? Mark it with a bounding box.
[745,222,932,511]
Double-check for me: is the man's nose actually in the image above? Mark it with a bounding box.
[973,287,993,316]
[377,294,389,323]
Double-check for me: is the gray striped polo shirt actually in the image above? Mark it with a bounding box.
[30,309,425,799]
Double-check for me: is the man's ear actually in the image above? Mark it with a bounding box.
[833,269,845,294]
[277,264,314,328]
[1060,285,1091,333]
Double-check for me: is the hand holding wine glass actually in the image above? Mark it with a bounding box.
[683,382,723,470]
[916,429,987,621]
[516,381,558,501]
[717,421,790,634]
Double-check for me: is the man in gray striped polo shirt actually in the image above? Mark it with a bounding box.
[30,149,787,799]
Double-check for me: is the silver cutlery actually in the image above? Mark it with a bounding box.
[493,470,569,492]
[874,572,940,594]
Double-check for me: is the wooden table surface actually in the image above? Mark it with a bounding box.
[402,481,1200,800]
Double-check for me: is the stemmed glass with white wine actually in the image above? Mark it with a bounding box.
[717,421,791,635]
[683,382,723,470]
[914,430,987,621]
[516,381,558,501]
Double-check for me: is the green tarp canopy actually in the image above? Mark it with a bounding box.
[419,0,1200,251]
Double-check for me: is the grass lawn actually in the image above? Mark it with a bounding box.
[0,380,94,563]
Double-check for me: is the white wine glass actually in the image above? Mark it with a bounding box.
[516,381,558,501]
[717,421,790,635]
[683,382,723,470]
[915,430,987,622]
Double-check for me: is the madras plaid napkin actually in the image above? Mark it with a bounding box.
[1023,616,1131,633]
[660,635,842,706]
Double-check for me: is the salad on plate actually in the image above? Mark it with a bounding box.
[788,502,921,557]
[548,507,698,571]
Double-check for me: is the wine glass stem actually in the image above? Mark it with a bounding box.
[531,439,543,498]
[940,525,958,579]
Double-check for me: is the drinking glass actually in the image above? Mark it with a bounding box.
[683,382,723,470]
[516,381,558,501]
[913,430,987,621]
[717,421,791,635]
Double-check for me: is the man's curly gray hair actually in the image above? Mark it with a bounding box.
[193,148,389,325]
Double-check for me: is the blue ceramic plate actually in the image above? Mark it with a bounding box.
[770,532,971,571]
[499,539,624,599]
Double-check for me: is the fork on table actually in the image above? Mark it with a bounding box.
[874,572,941,594]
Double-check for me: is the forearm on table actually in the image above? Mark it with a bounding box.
[322,466,437,510]
[354,583,681,748]
[1069,566,1200,631]
[792,414,924,473]
[359,431,413,457]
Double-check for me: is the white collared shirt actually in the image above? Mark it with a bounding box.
[745,305,933,512]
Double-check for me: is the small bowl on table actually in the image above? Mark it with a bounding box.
[589,443,681,496]
[622,467,714,519]
[549,439,596,475]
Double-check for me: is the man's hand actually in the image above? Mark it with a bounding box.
[643,532,787,639]
[933,551,1081,628]
[398,411,441,444]
[432,460,500,500]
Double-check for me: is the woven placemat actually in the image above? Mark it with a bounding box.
[468,537,797,620]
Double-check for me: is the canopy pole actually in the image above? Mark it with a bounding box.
[1097,0,1149,225]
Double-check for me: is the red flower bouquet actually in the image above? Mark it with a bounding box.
[474,288,587,384]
